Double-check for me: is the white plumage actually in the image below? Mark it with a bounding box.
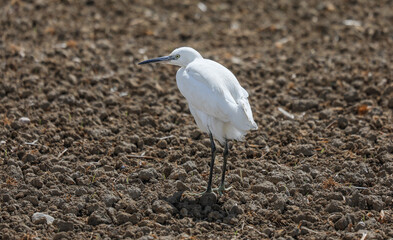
[175,53,257,145]
[139,47,258,196]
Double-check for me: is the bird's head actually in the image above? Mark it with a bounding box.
[138,47,202,67]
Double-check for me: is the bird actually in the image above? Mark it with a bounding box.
[139,47,257,196]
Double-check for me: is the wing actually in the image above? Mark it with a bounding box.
[176,60,238,123]
[176,59,257,131]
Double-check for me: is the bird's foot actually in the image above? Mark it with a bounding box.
[184,191,206,197]
[212,184,232,196]
[183,188,213,197]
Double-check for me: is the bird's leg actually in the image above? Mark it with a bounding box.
[213,140,232,196]
[206,132,216,193]
[183,133,216,197]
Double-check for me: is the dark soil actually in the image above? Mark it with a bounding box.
[1,0,393,239]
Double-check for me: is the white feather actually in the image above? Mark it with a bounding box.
[139,47,257,146]
[176,57,257,145]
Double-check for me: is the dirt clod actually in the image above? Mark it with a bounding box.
[200,192,217,207]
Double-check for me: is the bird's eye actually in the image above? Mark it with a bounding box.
[175,54,180,59]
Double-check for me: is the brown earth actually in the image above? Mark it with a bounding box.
[1,0,393,239]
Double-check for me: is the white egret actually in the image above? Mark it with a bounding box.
[139,47,257,196]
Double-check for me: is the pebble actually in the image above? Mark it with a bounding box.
[355,221,366,231]
[87,210,112,226]
[200,192,217,206]
[53,232,70,240]
[18,117,31,124]
[152,200,175,214]
[32,212,55,225]
[30,177,43,188]
[344,90,359,102]
[176,180,190,191]
[207,211,222,221]
[326,200,344,213]
[251,181,277,194]
[117,212,133,225]
[365,86,380,95]
[291,99,318,112]
[138,168,158,181]
[156,213,169,224]
[294,144,314,157]
[183,161,197,172]
[127,186,141,199]
[337,117,348,129]
[156,139,168,149]
[23,153,36,162]
[334,216,348,230]
[55,220,74,232]
[103,194,118,207]
[319,109,333,120]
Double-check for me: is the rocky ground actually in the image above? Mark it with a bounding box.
[1,0,393,239]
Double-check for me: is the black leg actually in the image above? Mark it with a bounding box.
[206,133,216,193]
[219,140,229,191]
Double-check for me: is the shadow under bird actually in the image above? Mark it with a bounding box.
[139,47,257,196]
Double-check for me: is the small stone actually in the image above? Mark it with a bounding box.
[138,168,158,181]
[344,90,359,102]
[183,161,197,172]
[30,177,43,188]
[88,210,112,226]
[152,200,174,214]
[326,200,344,213]
[251,181,277,194]
[230,204,244,215]
[176,181,190,191]
[291,99,318,112]
[32,212,54,225]
[11,121,21,130]
[55,220,74,232]
[103,194,118,207]
[190,130,201,140]
[327,192,343,201]
[364,218,379,229]
[200,192,217,206]
[114,146,125,155]
[207,211,222,221]
[272,196,286,212]
[23,153,36,162]
[130,135,140,144]
[337,117,348,129]
[334,216,348,230]
[127,186,141,199]
[156,140,167,149]
[365,86,380,95]
[367,196,384,211]
[18,117,31,124]
[124,201,137,214]
[117,212,133,225]
[40,101,50,110]
[319,109,333,120]
[294,144,314,156]
[2,194,11,202]
[53,232,69,240]
[355,221,366,231]
[331,139,343,148]
[129,213,141,224]
[156,214,168,224]
[168,169,187,181]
